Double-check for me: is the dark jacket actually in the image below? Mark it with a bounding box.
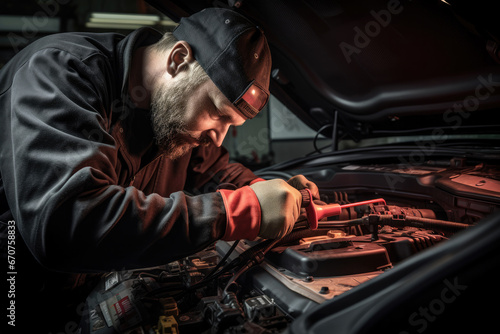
[0,27,258,276]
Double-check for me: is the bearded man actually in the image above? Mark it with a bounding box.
[0,8,318,332]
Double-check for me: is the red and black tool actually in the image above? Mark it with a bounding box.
[300,189,386,229]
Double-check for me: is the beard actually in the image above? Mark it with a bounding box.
[150,76,210,160]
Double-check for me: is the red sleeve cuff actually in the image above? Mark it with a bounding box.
[249,178,266,185]
[218,186,261,241]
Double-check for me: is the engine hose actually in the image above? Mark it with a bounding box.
[310,215,470,232]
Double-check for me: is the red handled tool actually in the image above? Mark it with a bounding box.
[300,189,386,229]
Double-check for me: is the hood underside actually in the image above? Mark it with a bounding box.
[146,0,500,139]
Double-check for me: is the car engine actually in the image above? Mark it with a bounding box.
[81,157,500,334]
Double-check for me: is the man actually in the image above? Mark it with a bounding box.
[0,8,317,332]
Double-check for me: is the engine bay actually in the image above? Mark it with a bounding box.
[81,159,500,334]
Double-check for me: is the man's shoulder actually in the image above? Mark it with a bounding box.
[25,31,125,62]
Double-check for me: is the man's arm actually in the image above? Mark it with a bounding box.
[0,48,229,272]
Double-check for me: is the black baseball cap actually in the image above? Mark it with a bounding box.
[173,8,271,119]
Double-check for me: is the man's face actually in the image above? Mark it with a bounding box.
[150,69,246,160]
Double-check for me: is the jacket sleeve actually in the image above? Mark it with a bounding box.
[0,48,227,272]
[185,144,263,195]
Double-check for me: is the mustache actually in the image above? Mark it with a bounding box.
[198,134,212,146]
[184,132,212,147]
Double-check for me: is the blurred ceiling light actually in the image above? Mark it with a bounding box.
[86,12,176,30]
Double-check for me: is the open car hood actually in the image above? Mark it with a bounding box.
[146,0,500,140]
[77,3,500,333]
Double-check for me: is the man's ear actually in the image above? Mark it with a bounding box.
[166,41,194,76]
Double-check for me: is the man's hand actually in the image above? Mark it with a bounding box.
[287,174,320,200]
[286,174,322,226]
[250,179,302,239]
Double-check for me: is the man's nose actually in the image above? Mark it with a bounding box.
[207,123,230,147]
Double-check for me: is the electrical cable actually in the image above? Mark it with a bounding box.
[141,242,244,300]
[312,123,334,154]
[204,240,240,280]
[147,239,280,300]
[223,238,281,294]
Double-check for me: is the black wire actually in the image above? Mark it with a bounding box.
[141,242,243,300]
[204,240,240,280]
[222,238,281,294]
[313,123,334,154]
[152,240,273,300]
